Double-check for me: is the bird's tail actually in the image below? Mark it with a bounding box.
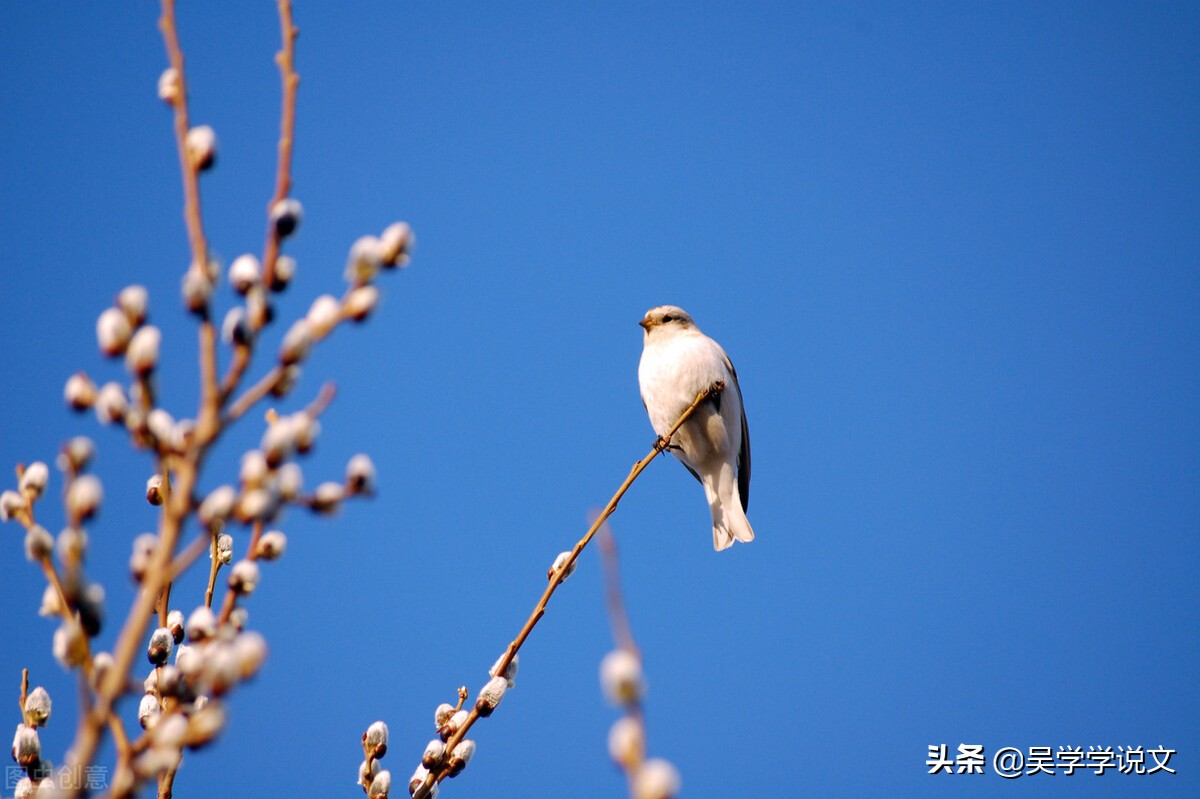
[705,461,755,551]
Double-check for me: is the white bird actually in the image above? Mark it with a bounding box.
[638,305,754,550]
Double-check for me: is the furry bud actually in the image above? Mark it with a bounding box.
[270,198,303,238]
[118,284,149,326]
[126,326,162,375]
[363,720,389,758]
[600,649,644,706]
[65,372,97,410]
[186,125,217,170]
[228,255,261,295]
[19,461,49,499]
[97,307,133,356]
[379,222,414,267]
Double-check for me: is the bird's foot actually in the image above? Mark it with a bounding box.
[653,435,672,454]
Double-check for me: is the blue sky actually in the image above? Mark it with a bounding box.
[2,2,1197,797]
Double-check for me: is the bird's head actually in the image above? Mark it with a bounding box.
[639,305,696,335]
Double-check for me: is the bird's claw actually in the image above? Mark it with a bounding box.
[653,435,671,454]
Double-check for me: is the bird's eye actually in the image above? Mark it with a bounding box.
[662,314,674,323]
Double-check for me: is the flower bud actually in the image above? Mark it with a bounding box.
[228,254,261,295]
[129,533,158,581]
[549,550,577,581]
[306,294,341,338]
[0,490,25,522]
[255,530,287,560]
[148,626,174,666]
[270,363,301,398]
[229,559,260,594]
[186,699,226,747]
[126,326,162,376]
[25,525,53,562]
[182,269,214,314]
[343,285,380,322]
[439,710,469,742]
[186,124,217,170]
[228,606,249,632]
[277,462,303,500]
[154,713,188,749]
[207,643,239,696]
[94,382,128,425]
[364,720,389,758]
[358,758,380,788]
[474,675,507,717]
[270,254,296,291]
[66,474,103,520]
[167,610,185,644]
[97,307,133,356]
[633,758,681,799]
[421,739,446,770]
[186,606,217,642]
[367,769,391,799]
[157,68,181,103]
[117,284,149,326]
[233,631,267,679]
[24,686,52,727]
[221,306,252,347]
[53,621,88,668]
[434,703,455,728]
[600,649,644,706]
[65,372,97,410]
[15,777,33,799]
[345,453,376,495]
[19,462,49,499]
[270,198,303,238]
[379,222,414,267]
[312,481,343,514]
[146,409,175,446]
[56,526,88,564]
[39,585,64,618]
[489,652,519,688]
[146,474,165,506]
[12,724,41,767]
[215,533,234,565]
[279,319,313,365]
[345,235,383,285]
[408,765,437,798]
[198,485,236,528]
[234,451,267,489]
[294,414,320,453]
[607,717,644,767]
[447,739,475,777]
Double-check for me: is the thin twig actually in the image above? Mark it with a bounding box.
[260,0,299,292]
[413,383,721,798]
[19,668,29,720]
[597,522,639,658]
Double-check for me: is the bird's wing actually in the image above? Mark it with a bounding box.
[723,352,751,511]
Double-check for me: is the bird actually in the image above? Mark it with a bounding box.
[637,305,754,550]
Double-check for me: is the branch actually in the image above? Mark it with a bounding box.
[411,383,721,798]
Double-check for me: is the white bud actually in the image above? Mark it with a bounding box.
[157,68,181,103]
[0,489,25,522]
[633,758,681,799]
[66,474,103,520]
[600,649,645,706]
[447,739,475,776]
[198,485,236,527]
[277,462,303,500]
[312,481,343,514]
[186,124,217,170]
[343,285,380,322]
[228,559,260,594]
[57,436,95,474]
[238,450,269,488]
[364,720,389,758]
[489,652,519,688]
[39,584,64,618]
[306,294,341,338]
[24,686,52,726]
[279,319,313,364]
[146,408,175,446]
[445,710,469,738]
[182,269,214,313]
[294,414,320,453]
[19,461,49,498]
[607,717,644,767]
[408,765,430,797]
[130,533,158,581]
[186,699,226,747]
[232,631,267,679]
[93,382,128,425]
[12,723,41,766]
[145,474,165,506]
[97,307,133,356]
[53,621,88,668]
[379,222,414,267]
[358,758,380,788]
[345,453,376,495]
[421,739,446,770]
[434,703,456,728]
[345,235,383,285]
[118,284,149,326]
[65,372,97,410]
[215,533,234,565]
[221,306,251,347]
[186,606,217,642]
[474,675,507,717]
[148,626,174,666]
[24,524,53,562]
[167,609,185,644]
[270,198,303,238]
[56,527,88,563]
[549,550,577,581]
[228,254,261,295]
[367,769,391,799]
[14,777,33,799]
[270,254,296,291]
[255,530,287,560]
[271,363,301,399]
[154,713,188,748]
[126,325,162,375]
[228,606,250,631]
[237,487,278,522]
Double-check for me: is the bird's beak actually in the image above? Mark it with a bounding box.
[639,318,652,331]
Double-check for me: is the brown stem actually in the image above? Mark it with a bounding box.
[19,668,29,720]
[260,0,299,293]
[413,383,720,799]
